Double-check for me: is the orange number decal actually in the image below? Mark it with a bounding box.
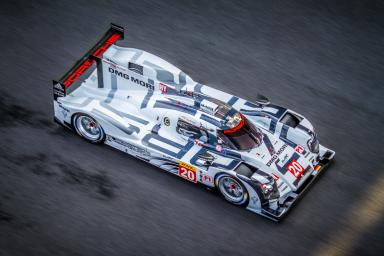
[178,162,197,183]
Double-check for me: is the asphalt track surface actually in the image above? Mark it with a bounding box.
[1,1,384,255]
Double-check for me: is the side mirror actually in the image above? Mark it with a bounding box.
[255,94,270,105]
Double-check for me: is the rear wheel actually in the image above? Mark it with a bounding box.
[73,114,105,143]
[216,173,248,206]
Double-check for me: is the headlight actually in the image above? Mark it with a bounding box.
[260,183,274,194]
[259,177,279,200]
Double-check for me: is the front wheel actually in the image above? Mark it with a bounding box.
[73,113,105,144]
[215,173,248,206]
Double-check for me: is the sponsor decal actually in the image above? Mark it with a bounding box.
[163,117,170,126]
[107,136,150,157]
[286,159,305,178]
[201,174,213,183]
[159,83,168,93]
[182,90,193,97]
[266,144,287,167]
[54,82,64,90]
[281,154,289,164]
[178,161,197,183]
[93,34,121,57]
[58,104,69,118]
[215,144,223,152]
[63,33,121,87]
[295,145,305,154]
[53,82,65,98]
[63,59,93,87]
[162,155,175,161]
[271,173,280,180]
[108,67,155,90]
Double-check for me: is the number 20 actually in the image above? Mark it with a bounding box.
[287,160,304,178]
[179,167,196,183]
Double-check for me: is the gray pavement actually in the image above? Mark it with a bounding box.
[0,1,383,255]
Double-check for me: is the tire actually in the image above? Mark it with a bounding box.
[73,113,105,144]
[215,173,249,206]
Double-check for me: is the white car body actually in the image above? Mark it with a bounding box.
[53,24,335,221]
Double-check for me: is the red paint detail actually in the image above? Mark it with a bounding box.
[63,33,121,87]
[159,83,168,93]
[286,159,305,179]
[202,174,213,183]
[271,173,279,180]
[223,113,245,134]
[295,145,305,154]
[93,33,121,57]
[63,59,93,87]
[178,162,197,183]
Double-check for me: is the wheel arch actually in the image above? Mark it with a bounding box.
[71,112,106,143]
[214,171,250,206]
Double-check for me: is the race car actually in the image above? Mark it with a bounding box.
[52,24,335,221]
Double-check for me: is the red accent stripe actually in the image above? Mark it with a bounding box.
[271,173,280,180]
[63,33,121,87]
[93,33,121,57]
[223,113,245,134]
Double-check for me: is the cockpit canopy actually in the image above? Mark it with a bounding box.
[176,110,263,151]
[218,113,263,151]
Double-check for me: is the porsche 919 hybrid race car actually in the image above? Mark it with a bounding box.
[53,24,335,221]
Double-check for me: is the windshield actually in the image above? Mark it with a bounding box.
[218,117,263,151]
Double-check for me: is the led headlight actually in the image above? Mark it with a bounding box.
[260,183,273,194]
[259,177,279,200]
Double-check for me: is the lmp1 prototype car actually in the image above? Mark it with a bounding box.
[53,24,335,221]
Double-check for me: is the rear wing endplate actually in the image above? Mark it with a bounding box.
[53,23,124,100]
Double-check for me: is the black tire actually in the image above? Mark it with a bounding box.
[73,113,105,144]
[215,173,249,206]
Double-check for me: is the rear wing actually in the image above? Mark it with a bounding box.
[53,23,124,100]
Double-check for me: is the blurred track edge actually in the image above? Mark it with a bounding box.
[315,172,384,256]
